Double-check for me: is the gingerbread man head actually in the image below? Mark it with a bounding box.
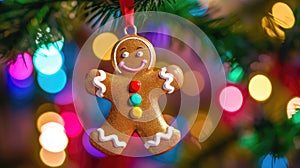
[112,35,156,74]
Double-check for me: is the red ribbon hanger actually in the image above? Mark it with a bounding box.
[119,0,136,34]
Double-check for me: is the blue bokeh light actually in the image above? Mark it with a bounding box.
[189,7,208,17]
[33,43,64,75]
[37,69,67,94]
[261,154,288,168]
[6,70,35,101]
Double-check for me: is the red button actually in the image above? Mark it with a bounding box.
[129,80,141,93]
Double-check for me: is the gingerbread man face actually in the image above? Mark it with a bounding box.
[112,35,156,74]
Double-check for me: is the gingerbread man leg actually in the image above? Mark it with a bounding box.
[136,113,181,155]
[89,106,135,155]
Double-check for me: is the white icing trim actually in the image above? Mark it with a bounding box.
[144,126,175,149]
[159,67,175,94]
[93,70,107,97]
[97,128,127,148]
[113,36,155,73]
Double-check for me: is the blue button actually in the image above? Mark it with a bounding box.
[130,93,142,106]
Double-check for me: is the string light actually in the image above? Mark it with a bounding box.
[248,74,272,101]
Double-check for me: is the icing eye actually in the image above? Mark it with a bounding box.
[136,51,143,57]
[122,51,129,58]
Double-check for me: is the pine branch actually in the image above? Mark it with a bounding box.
[0,0,175,60]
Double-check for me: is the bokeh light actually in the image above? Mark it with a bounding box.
[7,52,33,80]
[37,69,67,94]
[219,86,243,112]
[40,121,65,133]
[260,154,288,168]
[60,112,83,138]
[10,73,34,88]
[54,82,73,105]
[227,63,244,83]
[261,16,285,40]
[239,132,258,149]
[248,74,272,101]
[52,39,64,51]
[272,2,295,29]
[82,128,106,157]
[189,7,207,17]
[92,32,118,61]
[39,122,68,152]
[37,112,64,132]
[39,148,66,167]
[33,43,64,75]
[291,110,300,124]
[6,72,35,100]
[286,97,300,119]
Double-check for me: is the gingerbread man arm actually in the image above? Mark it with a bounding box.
[156,65,184,93]
[85,69,113,100]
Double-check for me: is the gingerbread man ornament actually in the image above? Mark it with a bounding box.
[85,34,184,155]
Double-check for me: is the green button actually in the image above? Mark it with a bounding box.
[130,93,142,106]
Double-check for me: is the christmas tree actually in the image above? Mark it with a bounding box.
[0,0,299,167]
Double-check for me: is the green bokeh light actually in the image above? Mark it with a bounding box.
[291,109,300,124]
[239,132,258,149]
[227,63,244,83]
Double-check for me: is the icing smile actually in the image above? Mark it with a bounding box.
[119,59,148,72]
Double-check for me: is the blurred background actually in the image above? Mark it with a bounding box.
[0,0,300,167]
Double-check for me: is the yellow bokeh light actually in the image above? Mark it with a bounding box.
[272,2,295,29]
[40,148,66,167]
[37,112,64,132]
[261,16,285,40]
[248,74,272,101]
[92,32,118,61]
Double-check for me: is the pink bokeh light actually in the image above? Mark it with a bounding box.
[61,112,83,138]
[219,86,244,112]
[8,52,33,80]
